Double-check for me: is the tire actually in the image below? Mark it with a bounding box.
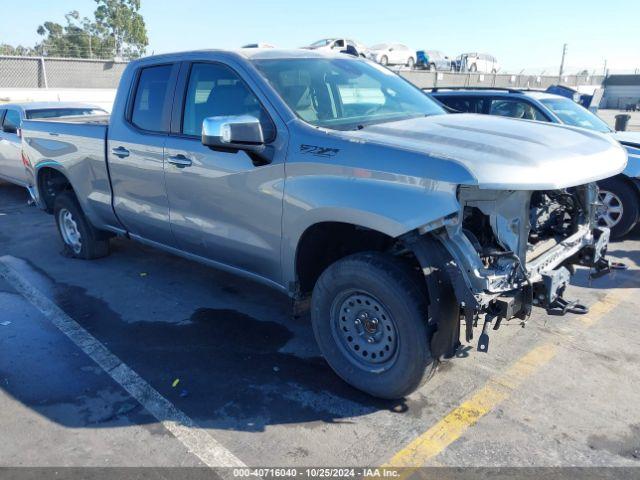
[54,191,110,259]
[311,252,435,399]
[379,55,388,66]
[429,63,437,71]
[469,64,477,72]
[407,57,415,69]
[597,177,639,239]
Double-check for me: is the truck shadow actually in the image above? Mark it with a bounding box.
[1,262,419,433]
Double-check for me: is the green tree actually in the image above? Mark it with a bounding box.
[94,0,148,59]
[32,0,147,59]
[0,44,37,56]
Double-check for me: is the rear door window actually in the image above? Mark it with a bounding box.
[436,96,486,114]
[131,64,174,132]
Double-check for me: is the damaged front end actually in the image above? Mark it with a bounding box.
[407,182,611,354]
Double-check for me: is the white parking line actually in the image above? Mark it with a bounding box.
[0,255,246,469]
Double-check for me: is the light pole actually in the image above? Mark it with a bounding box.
[558,43,568,81]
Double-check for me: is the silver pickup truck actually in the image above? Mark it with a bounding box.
[21,49,626,399]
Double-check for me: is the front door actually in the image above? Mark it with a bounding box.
[107,62,180,246]
[163,61,286,283]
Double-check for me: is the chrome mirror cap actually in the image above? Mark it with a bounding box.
[202,115,264,151]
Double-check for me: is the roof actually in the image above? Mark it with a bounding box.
[132,48,348,64]
[1,101,105,112]
[428,89,561,100]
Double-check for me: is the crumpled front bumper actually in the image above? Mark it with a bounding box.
[433,222,610,317]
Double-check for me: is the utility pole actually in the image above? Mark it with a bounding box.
[558,43,568,81]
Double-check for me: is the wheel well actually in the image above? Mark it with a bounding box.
[295,222,420,296]
[601,174,640,200]
[37,167,74,213]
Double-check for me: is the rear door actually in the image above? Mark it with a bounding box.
[0,108,26,185]
[163,60,287,283]
[107,62,180,246]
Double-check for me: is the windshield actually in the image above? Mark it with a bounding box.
[309,39,333,48]
[27,108,107,119]
[539,98,610,133]
[253,58,445,130]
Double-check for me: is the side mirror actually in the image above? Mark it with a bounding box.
[3,125,18,135]
[202,115,264,151]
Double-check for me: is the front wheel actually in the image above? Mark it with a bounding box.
[379,55,388,66]
[597,177,639,239]
[54,192,111,259]
[311,252,435,399]
[406,57,415,69]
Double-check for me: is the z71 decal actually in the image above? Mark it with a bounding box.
[300,144,340,158]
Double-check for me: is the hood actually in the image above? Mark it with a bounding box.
[345,114,627,190]
[613,131,640,148]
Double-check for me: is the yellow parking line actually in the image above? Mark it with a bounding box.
[384,282,636,468]
[385,344,556,468]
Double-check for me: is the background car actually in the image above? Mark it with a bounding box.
[416,50,453,70]
[366,43,415,68]
[303,38,367,57]
[457,52,500,73]
[429,88,640,238]
[0,102,107,189]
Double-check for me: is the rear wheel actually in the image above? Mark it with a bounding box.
[406,57,415,69]
[311,252,436,399]
[597,177,639,239]
[54,192,110,259]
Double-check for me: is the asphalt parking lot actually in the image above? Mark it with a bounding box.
[1,181,639,469]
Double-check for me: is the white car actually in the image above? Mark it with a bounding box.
[0,102,107,189]
[366,43,415,68]
[458,53,500,73]
[303,38,367,57]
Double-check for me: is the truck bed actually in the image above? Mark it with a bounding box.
[21,116,120,232]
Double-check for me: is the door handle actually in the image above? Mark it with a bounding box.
[167,154,193,168]
[111,146,130,158]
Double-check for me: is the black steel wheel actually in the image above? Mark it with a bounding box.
[311,252,438,399]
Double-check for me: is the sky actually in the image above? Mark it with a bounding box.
[1,0,639,74]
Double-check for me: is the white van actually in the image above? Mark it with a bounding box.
[459,53,500,73]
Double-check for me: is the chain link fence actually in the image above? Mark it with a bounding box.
[1,55,605,91]
[0,56,128,89]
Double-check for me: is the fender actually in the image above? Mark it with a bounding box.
[281,174,461,287]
